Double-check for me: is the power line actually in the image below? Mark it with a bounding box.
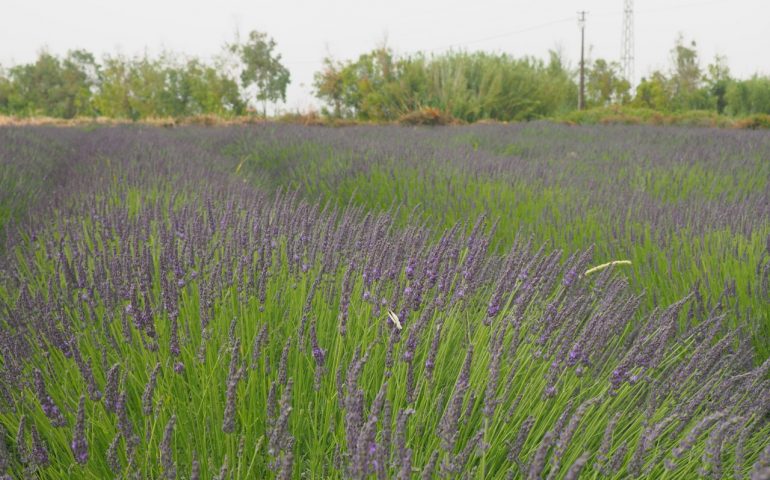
[593,0,729,18]
[637,0,730,14]
[372,0,728,55]
[426,16,575,53]
[285,0,730,69]
[283,14,576,65]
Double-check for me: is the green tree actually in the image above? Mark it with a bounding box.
[632,71,671,110]
[669,35,705,109]
[585,59,630,107]
[92,54,134,118]
[704,55,731,114]
[631,36,712,112]
[5,49,98,118]
[312,49,578,122]
[62,49,100,116]
[313,57,346,118]
[230,31,290,116]
[93,52,245,119]
[180,59,245,116]
[313,48,408,120]
[313,56,361,118]
[0,68,11,113]
[124,54,169,118]
[725,75,770,115]
[351,48,401,120]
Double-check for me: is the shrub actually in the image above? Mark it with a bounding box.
[397,107,458,126]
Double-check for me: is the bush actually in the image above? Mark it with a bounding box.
[734,114,770,130]
[397,107,458,126]
[558,106,737,128]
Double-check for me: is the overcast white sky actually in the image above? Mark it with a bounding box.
[1,0,768,112]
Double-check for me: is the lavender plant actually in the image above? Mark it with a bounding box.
[216,122,770,356]
[0,125,767,478]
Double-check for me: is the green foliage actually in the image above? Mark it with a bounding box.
[0,35,289,120]
[313,49,577,122]
[2,33,770,123]
[92,54,245,119]
[627,36,770,117]
[560,106,734,128]
[310,35,770,123]
[704,54,731,114]
[630,36,710,113]
[585,59,630,107]
[311,35,770,124]
[0,49,98,118]
[229,30,290,115]
[312,57,353,118]
[631,72,672,110]
[668,35,703,109]
[725,75,770,116]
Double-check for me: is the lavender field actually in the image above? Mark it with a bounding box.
[0,124,769,479]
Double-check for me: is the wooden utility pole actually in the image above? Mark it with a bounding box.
[578,11,587,110]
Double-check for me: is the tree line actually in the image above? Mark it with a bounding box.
[1,31,769,121]
[314,35,770,122]
[0,31,289,119]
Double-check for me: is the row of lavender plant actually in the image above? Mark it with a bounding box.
[201,122,770,356]
[0,126,769,478]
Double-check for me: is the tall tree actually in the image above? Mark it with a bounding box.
[6,49,98,118]
[230,31,290,116]
[586,59,630,106]
[92,54,134,118]
[669,34,703,108]
[725,75,770,115]
[313,57,350,118]
[632,71,671,110]
[705,55,731,114]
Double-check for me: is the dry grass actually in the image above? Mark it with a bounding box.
[2,109,768,129]
[0,115,269,128]
[397,107,461,126]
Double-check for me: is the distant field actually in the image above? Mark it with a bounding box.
[0,124,768,478]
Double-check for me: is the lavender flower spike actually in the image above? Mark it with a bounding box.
[71,395,89,465]
[161,415,177,479]
[33,369,66,427]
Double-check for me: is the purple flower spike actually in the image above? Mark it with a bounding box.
[611,367,626,390]
[33,370,66,427]
[567,345,582,367]
[30,424,49,467]
[405,262,415,279]
[563,268,578,287]
[71,395,89,465]
[310,322,326,371]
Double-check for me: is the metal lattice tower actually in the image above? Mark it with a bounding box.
[620,0,635,84]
